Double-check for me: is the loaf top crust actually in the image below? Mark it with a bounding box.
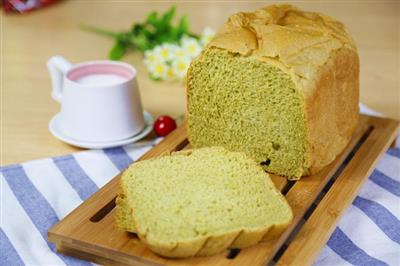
[208,4,356,85]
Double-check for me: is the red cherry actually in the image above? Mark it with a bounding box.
[153,115,177,136]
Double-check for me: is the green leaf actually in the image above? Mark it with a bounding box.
[149,74,162,81]
[161,6,176,26]
[146,11,158,26]
[131,34,152,52]
[132,24,145,34]
[109,41,126,60]
[141,28,153,39]
[157,34,175,44]
[176,15,189,37]
[187,32,201,39]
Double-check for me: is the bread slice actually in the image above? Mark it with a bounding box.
[115,189,137,233]
[115,147,293,258]
[186,4,359,180]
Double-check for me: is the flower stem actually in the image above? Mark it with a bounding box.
[79,24,119,38]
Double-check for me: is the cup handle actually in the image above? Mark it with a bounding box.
[47,56,73,103]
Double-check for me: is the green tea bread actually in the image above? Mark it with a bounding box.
[187,4,359,180]
[115,147,293,258]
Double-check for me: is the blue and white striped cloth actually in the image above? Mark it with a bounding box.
[1,105,399,266]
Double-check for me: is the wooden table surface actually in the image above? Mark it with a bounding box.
[2,1,399,165]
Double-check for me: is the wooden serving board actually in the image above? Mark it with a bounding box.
[48,114,399,266]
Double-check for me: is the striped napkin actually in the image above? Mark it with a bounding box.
[1,105,399,266]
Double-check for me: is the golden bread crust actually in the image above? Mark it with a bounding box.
[208,4,356,80]
[304,47,359,174]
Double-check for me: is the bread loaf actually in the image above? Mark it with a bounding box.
[187,4,359,179]
[115,147,292,258]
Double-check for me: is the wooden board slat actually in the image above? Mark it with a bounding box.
[48,115,399,266]
[276,115,400,266]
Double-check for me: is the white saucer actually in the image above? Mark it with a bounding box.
[49,111,154,149]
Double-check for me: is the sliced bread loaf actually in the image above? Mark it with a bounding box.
[115,147,292,258]
[187,5,359,179]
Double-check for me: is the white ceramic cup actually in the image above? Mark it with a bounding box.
[47,56,145,142]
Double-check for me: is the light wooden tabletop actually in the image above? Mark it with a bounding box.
[2,1,399,165]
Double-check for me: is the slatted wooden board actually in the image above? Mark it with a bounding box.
[48,114,399,266]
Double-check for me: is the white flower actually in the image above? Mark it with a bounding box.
[147,60,169,80]
[143,49,163,66]
[166,68,176,80]
[181,36,203,59]
[173,46,187,59]
[172,56,191,79]
[200,27,216,46]
[154,43,178,62]
[143,31,215,81]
